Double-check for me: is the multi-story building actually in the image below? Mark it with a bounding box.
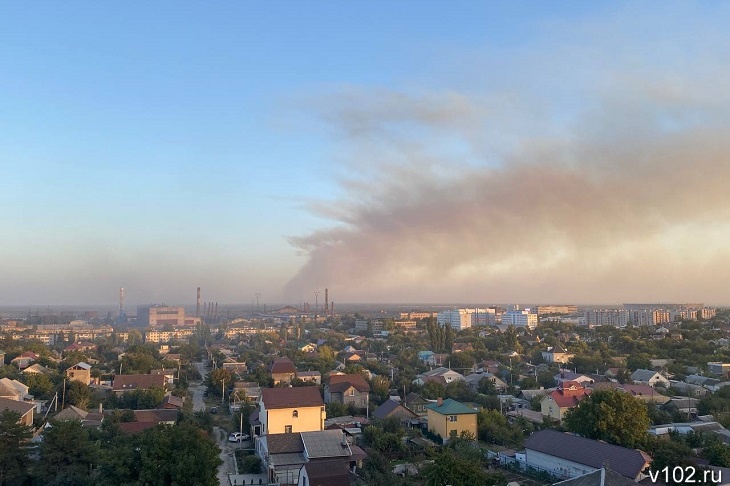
[501,309,538,330]
[536,305,578,315]
[583,309,629,328]
[324,374,370,410]
[66,362,92,385]
[437,309,473,330]
[143,328,195,343]
[137,305,202,328]
[254,387,325,436]
[426,398,477,443]
[399,311,433,320]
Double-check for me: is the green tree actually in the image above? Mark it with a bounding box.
[64,380,92,409]
[36,419,100,485]
[564,389,650,448]
[23,372,55,399]
[0,410,33,486]
[135,423,222,486]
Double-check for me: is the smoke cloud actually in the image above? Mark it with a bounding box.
[285,27,730,304]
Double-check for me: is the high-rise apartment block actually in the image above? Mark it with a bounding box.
[500,309,538,330]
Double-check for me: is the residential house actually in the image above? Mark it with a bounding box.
[664,397,700,420]
[64,341,97,355]
[554,370,594,386]
[0,378,29,401]
[117,408,179,434]
[54,405,104,428]
[630,369,670,388]
[112,374,166,395]
[297,371,321,385]
[0,396,35,426]
[592,382,671,405]
[11,351,39,369]
[541,346,575,364]
[150,369,176,385]
[668,380,708,397]
[256,429,357,485]
[522,429,651,481]
[372,399,418,425]
[270,357,297,385]
[297,460,351,486]
[254,387,325,436]
[418,351,435,363]
[413,367,464,387]
[66,362,92,385]
[426,398,477,443]
[221,360,248,375]
[233,381,262,402]
[158,393,184,409]
[463,372,507,393]
[22,363,51,376]
[403,392,430,417]
[553,467,644,486]
[540,381,591,421]
[324,375,370,410]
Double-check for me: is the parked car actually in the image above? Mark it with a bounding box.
[210,406,218,414]
[228,432,250,442]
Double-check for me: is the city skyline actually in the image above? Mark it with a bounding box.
[3,3,730,305]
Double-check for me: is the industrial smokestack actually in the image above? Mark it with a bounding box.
[331,302,334,317]
[214,302,218,319]
[196,287,201,318]
[325,288,329,317]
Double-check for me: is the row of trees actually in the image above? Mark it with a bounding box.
[0,410,221,486]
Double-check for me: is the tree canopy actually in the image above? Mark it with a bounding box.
[563,388,650,448]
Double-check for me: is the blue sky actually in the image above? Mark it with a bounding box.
[2,2,730,306]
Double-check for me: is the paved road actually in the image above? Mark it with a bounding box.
[193,361,235,485]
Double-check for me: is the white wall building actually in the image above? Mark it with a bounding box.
[501,309,538,330]
[437,309,472,330]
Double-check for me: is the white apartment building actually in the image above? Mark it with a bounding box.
[437,308,496,330]
[437,309,473,330]
[501,309,538,330]
[583,309,629,328]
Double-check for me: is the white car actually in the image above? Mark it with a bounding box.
[228,432,249,442]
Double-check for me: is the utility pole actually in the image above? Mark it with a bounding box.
[222,379,225,405]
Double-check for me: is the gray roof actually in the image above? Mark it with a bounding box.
[630,369,661,381]
[267,433,305,454]
[0,397,35,416]
[524,430,650,479]
[555,468,640,486]
[301,430,351,458]
[372,399,417,420]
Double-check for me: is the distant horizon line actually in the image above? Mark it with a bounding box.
[0,301,725,310]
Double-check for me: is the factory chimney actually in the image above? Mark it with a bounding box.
[196,287,201,318]
[325,288,329,317]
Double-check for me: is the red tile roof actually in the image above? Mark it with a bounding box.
[112,374,166,391]
[269,357,297,374]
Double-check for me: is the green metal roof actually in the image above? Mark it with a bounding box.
[426,398,477,415]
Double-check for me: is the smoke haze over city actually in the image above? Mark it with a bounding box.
[2,3,729,306]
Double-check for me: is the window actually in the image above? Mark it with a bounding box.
[292,410,298,418]
[448,415,457,422]
[348,388,355,396]
[285,425,292,433]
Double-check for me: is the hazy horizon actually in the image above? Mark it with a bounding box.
[3,3,730,306]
